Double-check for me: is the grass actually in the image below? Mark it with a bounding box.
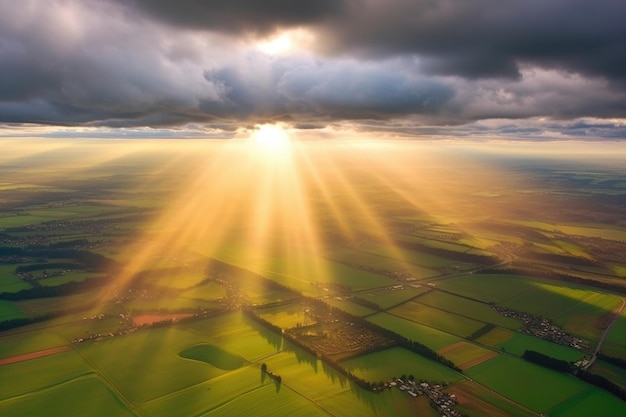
[601,308,626,359]
[415,291,522,330]
[389,301,485,338]
[446,381,537,417]
[179,344,244,370]
[436,341,499,370]
[357,286,431,309]
[324,298,377,317]
[499,332,584,362]
[548,387,626,417]
[138,366,265,417]
[180,311,283,362]
[589,360,626,390]
[77,326,226,404]
[199,383,330,417]
[256,303,312,329]
[341,347,463,384]
[0,265,31,293]
[0,300,25,321]
[367,312,461,350]
[0,375,135,417]
[0,331,69,358]
[0,349,94,401]
[39,272,107,287]
[435,274,536,303]
[466,354,589,412]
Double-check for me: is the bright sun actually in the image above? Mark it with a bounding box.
[251,123,291,152]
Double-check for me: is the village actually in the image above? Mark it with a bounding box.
[385,377,465,417]
[492,305,587,350]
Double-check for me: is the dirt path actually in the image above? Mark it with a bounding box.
[584,296,626,370]
[0,345,71,366]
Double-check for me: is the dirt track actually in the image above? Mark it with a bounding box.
[0,345,71,366]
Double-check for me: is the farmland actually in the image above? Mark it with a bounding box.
[1,140,626,416]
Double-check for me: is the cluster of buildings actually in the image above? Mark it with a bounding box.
[492,305,586,349]
[388,378,464,417]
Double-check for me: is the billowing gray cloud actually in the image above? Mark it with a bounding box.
[0,0,625,139]
[117,0,347,35]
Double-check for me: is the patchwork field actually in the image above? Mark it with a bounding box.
[389,300,485,338]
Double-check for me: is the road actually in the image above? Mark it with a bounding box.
[584,296,626,370]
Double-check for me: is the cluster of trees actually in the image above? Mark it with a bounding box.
[522,350,574,373]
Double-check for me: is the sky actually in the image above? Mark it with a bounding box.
[1,0,625,140]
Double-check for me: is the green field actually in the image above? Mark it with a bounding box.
[0,300,25,321]
[179,344,244,370]
[356,285,431,309]
[0,375,135,417]
[589,360,626,390]
[77,327,227,404]
[466,355,589,412]
[341,347,463,383]
[476,329,585,362]
[389,301,485,338]
[0,349,94,401]
[414,290,522,330]
[548,386,626,417]
[435,274,537,303]
[367,312,461,350]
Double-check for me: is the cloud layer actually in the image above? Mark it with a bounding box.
[0,0,625,138]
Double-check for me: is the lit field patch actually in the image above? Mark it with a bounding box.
[132,313,194,326]
[466,355,589,412]
[0,349,93,401]
[147,271,211,289]
[182,281,227,300]
[389,301,485,338]
[138,366,265,417]
[415,291,522,330]
[503,283,620,325]
[341,347,463,383]
[436,341,499,370]
[253,257,394,294]
[446,380,536,417]
[475,327,515,347]
[180,344,244,370]
[548,387,626,417]
[77,326,225,404]
[256,303,312,329]
[367,312,461,350]
[181,311,283,362]
[0,331,69,359]
[0,300,25,321]
[0,375,134,417]
[263,349,351,401]
[200,383,329,417]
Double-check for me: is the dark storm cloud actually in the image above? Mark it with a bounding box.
[117,0,348,35]
[312,0,626,83]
